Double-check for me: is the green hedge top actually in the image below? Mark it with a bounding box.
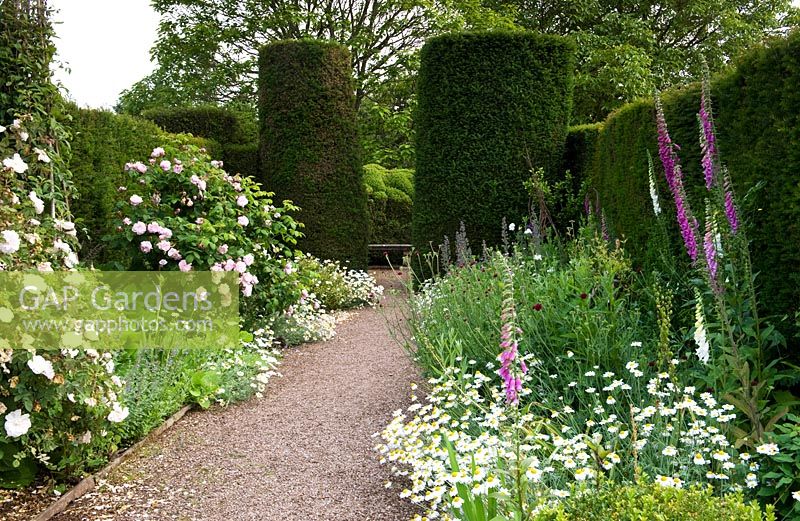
[142,105,250,145]
[413,31,575,254]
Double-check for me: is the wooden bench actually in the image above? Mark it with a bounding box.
[368,244,412,257]
[369,244,411,265]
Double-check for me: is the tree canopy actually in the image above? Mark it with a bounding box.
[116,0,799,129]
[486,0,799,121]
[116,0,509,115]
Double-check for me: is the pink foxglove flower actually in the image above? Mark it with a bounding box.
[656,93,699,261]
[497,256,527,405]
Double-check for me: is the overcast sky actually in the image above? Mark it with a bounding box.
[51,0,159,109]
[52,0,800,110]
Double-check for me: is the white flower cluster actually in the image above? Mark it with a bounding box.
[341,268,384,307]
[204,327,281,402]
[377,362,763,520]
[3,349,128,440]
[270,292,337,345]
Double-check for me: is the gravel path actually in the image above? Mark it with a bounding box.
[54,270,419,521]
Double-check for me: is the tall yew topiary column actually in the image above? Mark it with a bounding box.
[259,40,369,269]
[413,31,575,259]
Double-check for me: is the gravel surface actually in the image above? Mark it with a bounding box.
[53,270,420,521]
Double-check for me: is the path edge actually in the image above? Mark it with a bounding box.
[32,404,193,521]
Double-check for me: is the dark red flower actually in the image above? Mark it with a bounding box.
[580,293,588,299]
[533,303,543,311]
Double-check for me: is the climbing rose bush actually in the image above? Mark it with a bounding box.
[1,116,127,485]
[110,140,302,304]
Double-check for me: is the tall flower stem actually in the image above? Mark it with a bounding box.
[655,93,699,262]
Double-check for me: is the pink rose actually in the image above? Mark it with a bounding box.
[131,221,147,235]
[235,261,247,274]
[147,222,161,234]
[123,217,132,225]
[159,160,171,171]
[218,244,229,254]
[178,259,192,272]
[140,241,153,253]
[236,195,248,207]
[243,253,255,266]
[129,195,143,206]
[151,147,165,158]
[157,240,171,252]
[237,216,249,227]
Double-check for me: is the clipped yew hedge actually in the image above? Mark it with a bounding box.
[142,105,249,145]
[364,163,414,244]
[258,39,368,269]
[413,31,575,259]
[142,105,259,178]
[565,30,800,332]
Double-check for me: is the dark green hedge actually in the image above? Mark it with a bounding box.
[223,142,259,179]
[258,40,369,269]
[142,105,249,145]
[413,31,575,259]
[566,30,800,330]
[141,105,260,178]
[364,164,414,244]
[66,106,219,267]
[564,123,602,187]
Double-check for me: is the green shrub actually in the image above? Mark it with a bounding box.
[223,142,259,178]
[569,30,800,338]
[258,39,369,269]
[65,106,219,267]
[535,482,774,521]
[364,163,414,244]
[413,31,575,261]
[142,105,250,145]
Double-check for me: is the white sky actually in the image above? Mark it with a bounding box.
[51,0,159,109]
[51,0,800,110]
